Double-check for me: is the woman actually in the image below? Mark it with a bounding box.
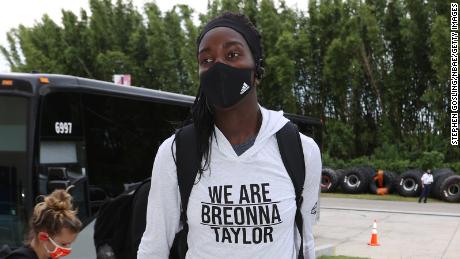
[138,12,321,259]
[6,189,82,259]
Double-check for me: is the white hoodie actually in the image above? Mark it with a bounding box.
[137,106,322,259]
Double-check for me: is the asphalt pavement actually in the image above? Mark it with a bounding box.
[314,197,460,259]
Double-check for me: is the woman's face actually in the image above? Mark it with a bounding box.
[198,27,256,79]
[51,228,78,248]
[40,227,78,250]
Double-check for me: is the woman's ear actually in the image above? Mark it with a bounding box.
[252,70,261,88]
[254,64,264,88]
[38,232,49,241]
[254,78,261,88]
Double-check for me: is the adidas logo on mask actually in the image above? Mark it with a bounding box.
[240,82,250,95]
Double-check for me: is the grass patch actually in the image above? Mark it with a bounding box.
[318,256,370,259]
[320,192,443,203]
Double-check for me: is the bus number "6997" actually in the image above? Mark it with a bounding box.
[55,122,73,134]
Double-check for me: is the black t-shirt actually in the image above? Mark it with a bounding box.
[5,246,39,259]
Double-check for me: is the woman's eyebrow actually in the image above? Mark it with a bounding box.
[223,40,244,49]
[198,40,245,55]
[198,47,210,55]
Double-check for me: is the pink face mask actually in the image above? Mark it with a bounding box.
[43,235,72,258]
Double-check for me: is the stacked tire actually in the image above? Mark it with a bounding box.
[321,168,341,193]
[439,175,460,202]
[431,168,455,199]
[397,169,423,197]
[340,166,374,194]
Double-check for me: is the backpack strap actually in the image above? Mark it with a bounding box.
[175,124,200,222]
[276,122,305,259]
[171,124,200,259]
[130,177,152,258]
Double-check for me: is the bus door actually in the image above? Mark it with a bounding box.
[38,92,91,223]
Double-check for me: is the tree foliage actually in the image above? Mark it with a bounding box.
[1,0,456,163]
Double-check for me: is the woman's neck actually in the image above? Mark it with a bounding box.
[214,92,261,145]
[30,238,48,259]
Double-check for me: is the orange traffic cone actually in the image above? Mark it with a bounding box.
[368,220,380,246]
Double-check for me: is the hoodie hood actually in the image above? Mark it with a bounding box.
[212,105,289,160]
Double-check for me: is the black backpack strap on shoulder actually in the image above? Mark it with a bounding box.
[172,124,201,259]
[276,122,306,259]
[175,124,201,222]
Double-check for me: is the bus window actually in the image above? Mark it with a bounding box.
[39,141,87,188]
[0,96,27,151]
[0,96,28,247]
[40,92,82,138]
[82,93,190,202]
[40,141,78,164]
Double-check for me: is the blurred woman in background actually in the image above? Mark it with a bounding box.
[6,188,82,259]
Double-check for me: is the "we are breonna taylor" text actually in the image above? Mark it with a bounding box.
[201,183,282,244]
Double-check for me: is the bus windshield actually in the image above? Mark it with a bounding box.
[0,95,28,247]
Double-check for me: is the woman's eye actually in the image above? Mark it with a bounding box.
[201,58,213,64]
[228,51,240,58]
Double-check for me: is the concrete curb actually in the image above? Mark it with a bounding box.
[321,206,460,217]
[315,244,335,257]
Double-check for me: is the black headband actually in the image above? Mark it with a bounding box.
[196,16,262,63]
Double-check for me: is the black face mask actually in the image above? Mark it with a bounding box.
[200,62,254,108]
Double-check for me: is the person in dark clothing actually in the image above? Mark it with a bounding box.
[6,189,82,259]
[4,246,38,259]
